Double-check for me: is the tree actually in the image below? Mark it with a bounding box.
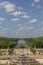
[8,48,14,55]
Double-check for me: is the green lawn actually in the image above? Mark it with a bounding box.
[12,64,17,65]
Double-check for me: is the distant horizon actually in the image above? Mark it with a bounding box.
[0,0,43,38]
[0,35,43,38]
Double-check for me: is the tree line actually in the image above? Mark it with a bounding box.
[0,37,43,48]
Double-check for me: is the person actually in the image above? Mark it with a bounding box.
[9,62,12,65]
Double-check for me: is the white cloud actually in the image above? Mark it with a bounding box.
[0,2,6,7]
[32,3,34,7]
[32,0,41,8]
[28,19,38,24]
[2,28,11,31]
[22,15,30,18]
[0,31,5,34]
[34,0,40,2]
[32,3,41,8]
[0,17,5,21]
[17,24,22,27]
[0,22,3,24]
[17,25,33,31]
[4,3,15,12]
[36,5,42,8]
[18,6,23,9]
[26,27,33,30]
[11,11,27,16]
[40,28,43,30]
[41,22,43,24]
[11,18,19,21]
[0,1,27,17]
[0,1,16,12]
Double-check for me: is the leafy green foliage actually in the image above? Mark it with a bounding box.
[0,36,43,48]
[0,37,17,49]
[8,48,14,54]
[26,37,43,48]
[30,48,36,54]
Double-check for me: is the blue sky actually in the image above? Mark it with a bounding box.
[0,0,43,38]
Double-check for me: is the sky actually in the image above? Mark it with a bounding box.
[0,0,43,38]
